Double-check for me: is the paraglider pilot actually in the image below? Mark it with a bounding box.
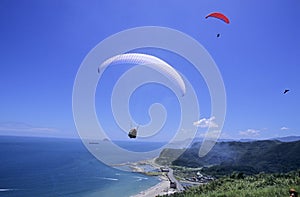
[128,128,137,138]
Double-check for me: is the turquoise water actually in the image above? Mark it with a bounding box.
[0,136,160,197]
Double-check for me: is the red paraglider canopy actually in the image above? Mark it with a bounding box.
[205,12,230,24]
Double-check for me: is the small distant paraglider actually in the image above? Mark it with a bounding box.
[205,12,230,38]
[283,89,290,94]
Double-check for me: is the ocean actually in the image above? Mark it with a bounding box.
[0,136,160,197]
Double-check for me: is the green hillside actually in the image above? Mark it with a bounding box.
[163,171,300,197]
[156,140,300,175]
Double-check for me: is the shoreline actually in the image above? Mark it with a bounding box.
[114,157,179,197]
[131,175,175,197]
[112,157,162,172]
[128,158,180,197]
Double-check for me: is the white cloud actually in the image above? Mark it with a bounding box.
[280,126,289,130]
[193,116,218,128]
[239,129,260,137]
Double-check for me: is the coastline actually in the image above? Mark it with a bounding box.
[131,175,175,197]
[117,158,179,197]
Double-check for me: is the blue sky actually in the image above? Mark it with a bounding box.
[0,0,299,140]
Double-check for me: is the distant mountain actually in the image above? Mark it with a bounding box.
[156,139,300,175]
[237,138,256,142]
[167,137,252,149]
[163,136,300,155]
[271,136,300,142]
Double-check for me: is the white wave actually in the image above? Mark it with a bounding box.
[98,177,119,181]
[0,188,16,192]
[133,176,148,181]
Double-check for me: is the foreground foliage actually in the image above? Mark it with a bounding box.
[165,171,300,197]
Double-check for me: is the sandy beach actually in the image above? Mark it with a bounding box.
[114,158,180,197]
[131,175,175,197]
[125,158,178,197]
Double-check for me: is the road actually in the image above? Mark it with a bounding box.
[167,168,185,191]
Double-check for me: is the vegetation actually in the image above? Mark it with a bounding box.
[156,140,300,175]
[171,166,203,180]
[156,140,300,196]
[164,171,300,197]
[143,171,163,176]
[156,148,185,166]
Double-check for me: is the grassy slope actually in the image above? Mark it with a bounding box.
[165,171,300,197]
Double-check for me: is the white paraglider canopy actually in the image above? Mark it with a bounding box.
[98,53,186,96]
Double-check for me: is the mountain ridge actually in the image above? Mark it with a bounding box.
[156,139,300,175]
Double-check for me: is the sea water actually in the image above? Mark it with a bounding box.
[0,136,160,197]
